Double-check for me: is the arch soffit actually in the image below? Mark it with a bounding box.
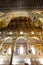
[15,36,27,44]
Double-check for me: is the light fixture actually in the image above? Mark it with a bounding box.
[31,31,34,34]
[20,31,23,34]
[9,32,12,35]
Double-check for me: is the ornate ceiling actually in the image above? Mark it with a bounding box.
[0,11,43,31]
[0,0,43,52]
[0,0,43,11]
[0,0,43,30]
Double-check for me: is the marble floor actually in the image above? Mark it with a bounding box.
[12,54,43,65]
[0,54,11,65]
[0,54,43,65]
